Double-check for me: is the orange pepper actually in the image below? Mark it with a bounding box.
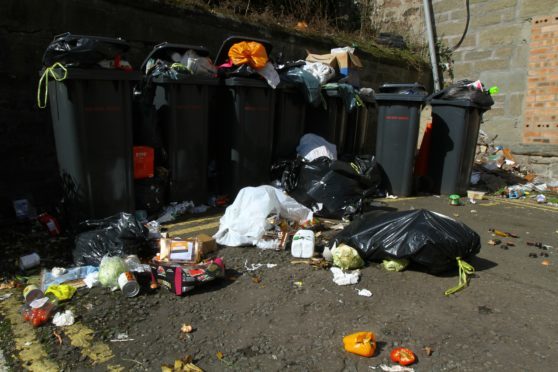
[343,331,376,357]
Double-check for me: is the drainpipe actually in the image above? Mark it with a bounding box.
[423,0,441,91]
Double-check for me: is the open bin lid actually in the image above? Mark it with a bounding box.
[42,32,130,67]
[214,36,273,66]
[140,42,211,74]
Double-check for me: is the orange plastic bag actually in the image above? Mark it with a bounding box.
[228,41,268,69]
[343,331,376,357]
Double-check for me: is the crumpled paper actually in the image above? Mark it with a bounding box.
[330,267,360,285]
[53,310,75,327]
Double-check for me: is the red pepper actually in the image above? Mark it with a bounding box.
[390,347,416,366]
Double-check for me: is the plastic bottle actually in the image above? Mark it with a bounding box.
[291,230,315,258]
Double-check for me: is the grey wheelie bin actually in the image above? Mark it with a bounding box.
[140,42,218,204]
[374,83,427,196]
[427,98,492,195]
[41,33,139,221]
[214,36,276,197]
[272,82,307,161]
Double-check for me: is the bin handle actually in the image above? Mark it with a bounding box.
[37,63,68,109]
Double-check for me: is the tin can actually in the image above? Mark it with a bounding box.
[19,253,40,271]
[118,271,140,297]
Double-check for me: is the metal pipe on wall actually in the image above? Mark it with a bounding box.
[423,0,441,91]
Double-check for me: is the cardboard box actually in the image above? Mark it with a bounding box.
[159,238,201,264]
[306,49,363,85]
[196,234,217,257]
[151,258,225,296]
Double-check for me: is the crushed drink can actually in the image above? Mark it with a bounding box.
[118,271,140,297]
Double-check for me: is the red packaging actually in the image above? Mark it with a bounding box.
[151,257,225,296]
[37,213,61,237]
[133,146,154,179]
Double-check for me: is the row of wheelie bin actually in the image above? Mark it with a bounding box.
[41,33,492,222]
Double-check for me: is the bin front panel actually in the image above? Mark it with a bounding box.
[429,104,482,195]
[304,96,348,154]
[166,83,209,203]
[49,77,135,220]
[273,89,306,160]
[375,102,422,196]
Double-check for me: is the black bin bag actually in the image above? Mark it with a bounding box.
[73,213,148,266]
[333,209,481,273]
[286,155,382,219]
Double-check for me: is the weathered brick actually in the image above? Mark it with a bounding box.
[471,12,502,28]
[474,59,511,71]
[479,25,522,46]
[520,0,558,18]
[432,0,463,13]
[509,94,525,116]
[464,50,493,60]
[482,0,517,13]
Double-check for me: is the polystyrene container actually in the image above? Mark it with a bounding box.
[291,230,315,258]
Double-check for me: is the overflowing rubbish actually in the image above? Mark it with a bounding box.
[291,230,315,258]
[343,331,376,357]
[44,284,76,301]
[156,201,195,223]
[151,258,225,296]
[41,266,98,291]
[244,261,278,272]
[296,133,337,162]
[377,365,415,372]
[99,256,129,290]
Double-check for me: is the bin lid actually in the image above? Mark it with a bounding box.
[42,32,130,67]
[374,93,426,103]
[214,36,273,66]
[429,98,491,110]
[140,42,211,73]
[379,82,427,94]
[224,76,272,88]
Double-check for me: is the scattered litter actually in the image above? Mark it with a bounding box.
[52,310,75,327]
[180,324,193,334]
[357,288,373,297]
[192,204,209,214]
[470,209,477,214]
[382,259,409,272]
[156,201,195,223]
[24,341,32,347]
[343,331,376,357]
[41,265,98,291]
[330,267,360,285]
[51,267,67,277]
[0,293,12,301]
[291,258,330,269]
[390,347,416,366]
[45,284,77,301]
[53,330,62,345]
[386,194,398,199]
[542,260,551,266]
[536,194,546,204]
[29,297,49,309]
[423,346,433,356]
[330,223,347,230]
[322,245,333,262]
[488,239,501,246]
[256,239,281,250]
[83,271,99,288]
[294,281,303,288]
[376,365,415,372]
[468,198,477,204]
[332,243,364,270]
[244,260,277,272]
[0,281,16,290]
[489,229,519,238]
[110,333,134,342]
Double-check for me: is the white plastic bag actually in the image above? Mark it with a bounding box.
[296,133,337,161]
[213,186,313,247]
[302,62,336,85]
[256,61,280,89]
[179,50,217,76]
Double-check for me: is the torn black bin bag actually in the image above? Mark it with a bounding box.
[427,79,494,108]
[279,67,322,107]
[42,33,130,67]
[333,209,481,273]
[287,156,382,219]
[73,213,148,266]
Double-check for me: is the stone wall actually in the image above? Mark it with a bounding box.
[0,0,430,219]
